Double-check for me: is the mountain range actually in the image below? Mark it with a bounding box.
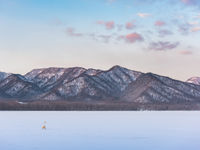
[0,66,200,104]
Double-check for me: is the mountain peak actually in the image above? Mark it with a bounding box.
[186,77,200,85]
[110,65,126,70]
[1,66,200,104]
[0,71,11,82]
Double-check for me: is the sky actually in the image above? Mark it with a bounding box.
[0,0,200,81]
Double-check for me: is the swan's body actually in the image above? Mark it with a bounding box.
[42,125,46,130]
[42,121,47,130]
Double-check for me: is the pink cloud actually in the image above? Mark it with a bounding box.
[179,50,193,55]
[191,27,200,32]
[105,21,115,29]
[120,33,143,43]
[137,13,151,18]
[149,41,180,51]
[181,0,190,3]
[97,20,115,30]
[126,22,135,29]
[188,21,199,25]
[181,0,196,4]
[155,21,166,27]
[65,28,83,37]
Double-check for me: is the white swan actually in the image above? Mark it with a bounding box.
[42,121,47,129]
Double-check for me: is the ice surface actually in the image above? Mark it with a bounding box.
[0,111,200,150]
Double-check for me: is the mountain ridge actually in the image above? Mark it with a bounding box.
[0,66,200,105]
[186,77,200,85]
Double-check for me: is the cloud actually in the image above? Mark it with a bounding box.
[65,28,117,44]
[64,25,141,44]
[105,21,115,30]
[117,24,123,31]
[155,21,166,27]
[125,22,135,29]
[177,21,200,33]
[119,33,143,43]
[178,23,191,35]
[137,13,151,18]
[125,33,143,43]
[98,34,112,43]
[158,30,173,37]
[188,21,199,25]
[191,26,200,32]
[181,0,191,4]
[87,33,118,43]
[149,41,180,51]
[97,20,115,30]
[181,0,196,5]
[172,18,194,35]
[179,50,193,55]
[65,28,83,37]
[172,19,197,35]
[88,33,98,41]
[180,0,200,7]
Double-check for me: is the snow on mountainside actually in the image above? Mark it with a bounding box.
[40,65,142,100]
[84,68,102,76]
[121,73,200,103]
[25,68,67,88]
[0,66,200,103]
[0,74,42,99]
[186,77,200,85]
[0,72,11,82]
[25,67,87,91]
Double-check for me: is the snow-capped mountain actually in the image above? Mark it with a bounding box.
[0,74,42,99]
[25,67,86,91]
[0,66,200,104]
[186,77,200,85]
[40,65,141,100]
[122,73,200,103]
[0,71,11,82]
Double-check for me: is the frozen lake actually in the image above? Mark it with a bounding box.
[0,111,199,150]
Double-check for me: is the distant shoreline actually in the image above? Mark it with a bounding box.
[0,100,200,111]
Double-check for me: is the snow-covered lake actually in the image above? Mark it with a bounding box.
[0,111,199,150]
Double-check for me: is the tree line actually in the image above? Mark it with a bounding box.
[0,100,200,110]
